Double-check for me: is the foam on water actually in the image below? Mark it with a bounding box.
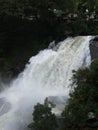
[0,36,91,130]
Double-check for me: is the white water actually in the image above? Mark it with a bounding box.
[0,36,91,130]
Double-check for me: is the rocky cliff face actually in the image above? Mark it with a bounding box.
[90,36,98,60]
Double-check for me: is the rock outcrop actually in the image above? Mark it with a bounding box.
[90,36,98,60]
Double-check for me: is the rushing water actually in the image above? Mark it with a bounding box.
[0,36,92,130]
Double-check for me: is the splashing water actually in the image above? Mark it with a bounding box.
[0,36,92,130]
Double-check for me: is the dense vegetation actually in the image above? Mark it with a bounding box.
[0,1,98,129]
[0,0,98,79]
[30,59,98,130]
[61,59,98,130]
[28,99,57,130]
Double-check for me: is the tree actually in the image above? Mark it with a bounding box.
[62,59,98,129]
[29,99,57,130]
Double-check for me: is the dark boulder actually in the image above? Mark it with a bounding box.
[90,36,98,60]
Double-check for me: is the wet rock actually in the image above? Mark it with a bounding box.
[48,41,55,49]
[47,96,67,116]
[90,36,98,60]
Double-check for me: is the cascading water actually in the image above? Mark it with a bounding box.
[0,36,92,130]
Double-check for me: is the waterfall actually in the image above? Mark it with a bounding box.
[0,36,92,130]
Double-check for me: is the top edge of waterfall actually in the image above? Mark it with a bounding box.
[49,36,94,51]
[0,35,93,130]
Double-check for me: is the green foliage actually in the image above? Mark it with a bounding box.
[0,0,98,38]
[72,19,88,35]
[0,0,97,20]
[62,59,98,129]
[31,101,57,130]
[0,0,98,78]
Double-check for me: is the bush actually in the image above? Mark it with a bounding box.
[62,59,98,130]
[29,99,57,130]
